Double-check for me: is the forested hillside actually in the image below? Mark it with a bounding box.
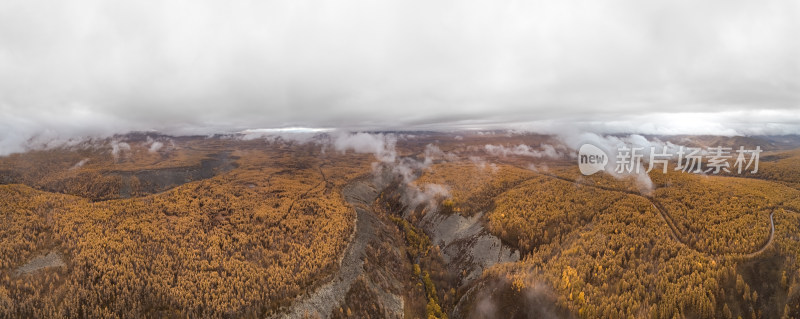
[2,133,800,318]
[0,135,372,317]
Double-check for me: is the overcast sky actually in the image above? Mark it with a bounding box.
[1,0,798,152]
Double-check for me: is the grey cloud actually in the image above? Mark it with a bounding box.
[0,0,798,155]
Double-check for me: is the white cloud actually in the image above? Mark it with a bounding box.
[333,132,397,162]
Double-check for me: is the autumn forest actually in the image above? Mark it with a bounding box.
[1,132,800,319]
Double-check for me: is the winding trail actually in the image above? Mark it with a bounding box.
[539,172,778,258]
[742,211,775,258]
[274,166,786,317]
[541,173,687,243]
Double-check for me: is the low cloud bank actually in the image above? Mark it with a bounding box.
[555,132,691,194]
[333,132,398,163]
[484,144,564,159]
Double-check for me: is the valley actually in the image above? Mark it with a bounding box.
[1,132,799,318]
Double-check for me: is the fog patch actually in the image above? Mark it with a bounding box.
[70,158,90,170]
[556,132,690,194]
[484,144,564,159]
[458,276,564,319]
[239,127,332,145]
[423,144,458,166]
[404,183,450,214]
[333,132,397,162]
[148,141,163,153]
[110,140,131,160]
